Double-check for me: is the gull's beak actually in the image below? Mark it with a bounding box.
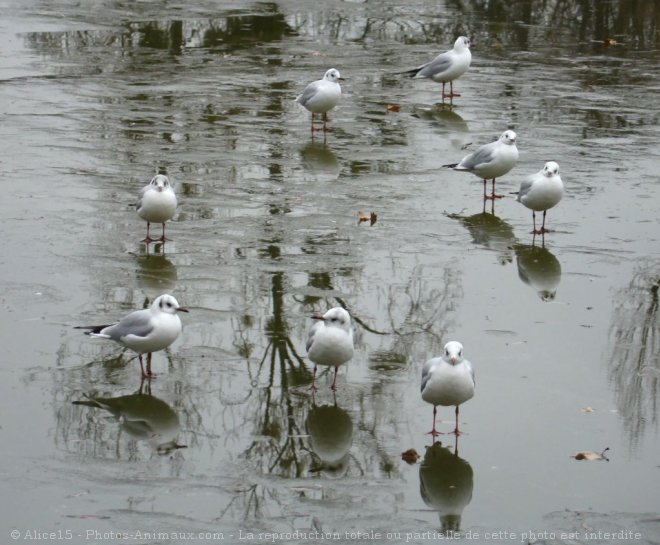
[177,307,189,313]
[450,356,457,365]
[311,314,325,320]
[338,77,346,81]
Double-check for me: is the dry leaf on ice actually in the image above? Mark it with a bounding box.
[358,211,378,226]
[386,103,401,113]
[572,447,610,461]
[401,448,420,464]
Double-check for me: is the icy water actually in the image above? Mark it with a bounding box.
[1,1,659,544]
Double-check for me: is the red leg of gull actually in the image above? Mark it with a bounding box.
[310,112,316,133]
[540,210,550,234]
[453,405,463,436]
[485,178,504,200]
[159,223,171,242]
[142,223,154,243]
[141,353,156,379]
[323,112,329,132]
[427,406,441,437]
[309,365,318,392]
[449,80,460,98]
[482,178,488,199]
[330,366,338,391]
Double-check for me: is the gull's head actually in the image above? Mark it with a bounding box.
[455,36,471,50]
[500,130,517,145]
[312,306,351,332]
[542,161,560,177]
[150,174,171,193]
[153,294,189,315]
[443,341,464,365]
[324,68,344,83]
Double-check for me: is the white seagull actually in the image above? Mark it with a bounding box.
[306,307,354,391]
[76,294,188,378]
[403,36,472,100]
[514,161,564,235]
[444,130,519,200]
[296,68,344,133]
[421,341,475,436]
[137,173,177,243]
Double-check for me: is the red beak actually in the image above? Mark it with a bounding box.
[177,307,189,313]
[311,314,324,320]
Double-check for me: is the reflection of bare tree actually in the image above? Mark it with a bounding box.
[607,261,659,445]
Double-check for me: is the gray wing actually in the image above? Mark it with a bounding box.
[415,53,452,78]
[136,184,149,210]
[465,359,476,387]
[296,80,321,107]
[516,177,535,202]
[305,320,322,352]
[458,141,497,170]
[421,357,438,392]
[103,309,154,341]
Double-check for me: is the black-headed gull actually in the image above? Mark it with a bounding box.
[403,36,472,100]
[421,341,475,436]
[514,161,564,235]
[306,307,354,391]
[444,130,519,200]
[137,173,177,243]
[76,294,188,378]
[296,68,344,133]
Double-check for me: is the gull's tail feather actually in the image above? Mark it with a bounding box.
[443,163,459,168]
[74,325,111,335]
[397,67,421,78]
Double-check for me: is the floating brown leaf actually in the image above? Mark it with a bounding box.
[581,406,594,413]
[572,447,609,461]
[401,448,420,464]
[357,211,378,226]
[386,103,401,113]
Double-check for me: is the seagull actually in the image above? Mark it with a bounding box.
[421,341,475,436]
[402,36,472,100]
[296,68,344,133]
[306,307,354,391]
[513,161,564,235]
[137,173,177,243]
[444,130,519,200]
[75,294,188,378]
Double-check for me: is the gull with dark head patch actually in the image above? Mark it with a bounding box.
[513,161,564,235]
[421,341,475,437]
[137,173,177,243]
[76,294,188,378]
[306,307,354,392]
[402,36,472,100]
[444,130,519,200]
[296,68,344,134]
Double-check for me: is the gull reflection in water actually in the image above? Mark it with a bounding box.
[447,206,517,265]
[300,141,340,181]
[306,399,353,479]
[419,441,474,534]
[514,243,562,301]
[73,380,186,455]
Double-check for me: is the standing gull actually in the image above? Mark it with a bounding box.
[137,173,177,243]
[444,130,519,200]
[76,294,188,378]
[421,341,475,436]
[513,161,564,235]
[402,36,472,100]
[306,307,354,391]
[296,68,344,133]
